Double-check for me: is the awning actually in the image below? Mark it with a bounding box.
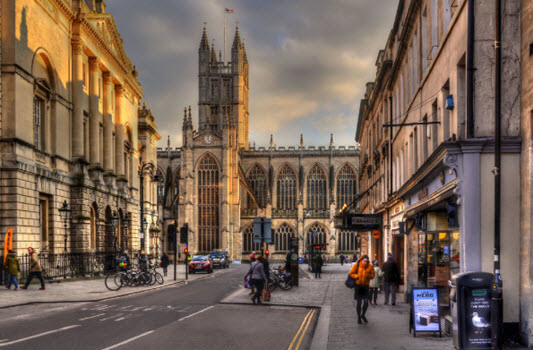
[404,179,458,218]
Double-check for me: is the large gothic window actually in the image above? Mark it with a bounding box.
[336,164,357,208]
[247,164,268,208]
[306,164,327,209]
[276,165,297,210]
[198,154,219,252]
[242,225,261,253]
[157,169,165,205]
[306,222,327,247]
[274,223,296,251]
[337,230,357,252]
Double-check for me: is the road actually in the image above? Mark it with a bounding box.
[0,265,317,350]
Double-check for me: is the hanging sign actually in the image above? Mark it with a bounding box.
[372,230,381,239]
[3,228,13,264]
[410,288,442,337]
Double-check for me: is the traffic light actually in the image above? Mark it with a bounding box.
[180,223,188,244]
[184,248,188,254]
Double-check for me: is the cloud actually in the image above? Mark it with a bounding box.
[105,0,398,147]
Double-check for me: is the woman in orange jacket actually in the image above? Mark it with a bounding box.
[349,255,375,324]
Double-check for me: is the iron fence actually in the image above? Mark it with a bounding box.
[1,252,120,283]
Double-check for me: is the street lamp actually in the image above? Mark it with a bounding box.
[58,200,71,252]
[111,211,119,252]
[122,216,130,253]
[138,155,161,252]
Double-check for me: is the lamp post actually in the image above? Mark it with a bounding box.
[111,211,119,253]
[122,216,130,253]
[58,200,71,252]
[138,156,160,253]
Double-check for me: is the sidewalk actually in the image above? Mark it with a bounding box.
[0,266,214,309]
[221,263,454,349]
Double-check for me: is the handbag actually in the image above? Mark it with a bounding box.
[345,260,360,289]
[261,287,271,302]
[244,276,251,289]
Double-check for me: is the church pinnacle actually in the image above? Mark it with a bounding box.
[199,24,209,50]
[232,26,242,50]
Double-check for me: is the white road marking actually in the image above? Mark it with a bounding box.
[79,313,105,321]
[0,339,7,343]
[119,305,134,310]
[114,314,135,322]
[178,306,215,322]
[99,314,124,321]
[0,325,81,347]
[94,305,114,310]
[100,330,154,350]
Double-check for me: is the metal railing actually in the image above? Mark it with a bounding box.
[1,252,120,283]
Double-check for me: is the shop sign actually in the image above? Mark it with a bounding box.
[334,213,382,230]
[372,230,381,239]
[410,288,442,337]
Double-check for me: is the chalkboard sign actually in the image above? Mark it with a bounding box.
[410,288,442,337]
[463,288,491,347]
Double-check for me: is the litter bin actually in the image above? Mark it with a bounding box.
[449,272,493,349]
[298,257,303,264]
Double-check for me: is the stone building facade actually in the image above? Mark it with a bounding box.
[356,0,522,338]
[157,27,360,262]
[0,0,160,256]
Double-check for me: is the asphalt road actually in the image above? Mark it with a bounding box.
[0,265,317,350]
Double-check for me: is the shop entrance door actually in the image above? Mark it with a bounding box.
[392,235,404,285]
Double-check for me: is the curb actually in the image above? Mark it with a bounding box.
[0,274,214,309]
[218,300,322,309]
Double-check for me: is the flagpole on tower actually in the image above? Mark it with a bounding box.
[224,9,226,63]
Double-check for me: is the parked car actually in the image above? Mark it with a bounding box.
[209,249,230,269]
[188,255,213,274]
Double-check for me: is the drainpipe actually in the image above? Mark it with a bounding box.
[467,0,475,138]
[491,0,503,348]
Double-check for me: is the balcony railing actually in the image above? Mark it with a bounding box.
[272,209,298,218]
[304,209,330,218]
[241,208,258,218]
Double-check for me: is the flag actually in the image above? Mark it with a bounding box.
[225,8,234,14]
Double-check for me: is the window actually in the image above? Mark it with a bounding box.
[198,154,219,252]
[443,0,451,33]
[276,165,297,210]
[83,63,87,87]
[274,223,296,251]
[247,164,268,208]
[174,168,180,197]
[306,222,327,248]
[306,164,327,209]
[337,230,357,251]
[422,116,429,162]
[157,169,165,205]
[39,196,49,247]
[422,7,429,74]
[242,225,261,252]
[33,97,44,150]
[431,0,439,54]
[211,79,219,99]
[336,164,357,208]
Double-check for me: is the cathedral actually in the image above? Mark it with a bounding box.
[157,27,360,261]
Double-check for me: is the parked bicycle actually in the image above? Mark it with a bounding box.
[104,264,164,291]
[268,267,293,291]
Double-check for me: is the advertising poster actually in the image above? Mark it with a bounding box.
[412,288,440,333]
[464,288,491,347]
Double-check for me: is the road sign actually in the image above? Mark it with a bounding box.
[253,218,263,243]
[372,230,381,239]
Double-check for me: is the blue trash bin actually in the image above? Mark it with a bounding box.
[298,257,303,264]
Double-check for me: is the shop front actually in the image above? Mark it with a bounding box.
[389,202,405,288]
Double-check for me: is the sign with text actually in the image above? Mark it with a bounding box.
[412,288,441,335]
[334,213,382,230]
[464,288,491,347]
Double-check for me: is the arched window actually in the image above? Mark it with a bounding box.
[242,225,261,253]
[274,223,296,251]
[247,164,268,208]
[276,165,297,210]
[32,52,55,153]
[336,164,357,208]
[306,222,327,247]
[337,230,357,252]
[198,154,219,252]
[306,164,327,209]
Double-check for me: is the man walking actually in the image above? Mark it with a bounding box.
[340,254,345,266]
[20,247,45,290]
[382,253,400,305]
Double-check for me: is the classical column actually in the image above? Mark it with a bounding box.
[72,42,84,159]
[88,58,100,165]
[102,73,114,173]
[115,86,125,177]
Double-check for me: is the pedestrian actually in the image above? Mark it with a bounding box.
[4,250,20,291]
[313,254,323,278]
[340,254,345,266]
[249,252,256,296]
[245,254,268,305]
[349,255,375,324]
[118,251,129,271]
[369,260,383,305]
[161,252,170,277]
[20,247,45,290]
[382,253,401,305]
[352,253,358,263]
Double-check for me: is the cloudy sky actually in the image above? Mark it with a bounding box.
[105,0,397,148]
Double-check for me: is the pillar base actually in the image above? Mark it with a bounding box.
[103,171,116,188]
[88,165,104,184]
[116,176,128,193]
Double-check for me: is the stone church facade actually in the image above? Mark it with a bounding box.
[0,0,160,256]
[157,27,360,261]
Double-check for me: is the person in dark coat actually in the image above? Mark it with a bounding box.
[340,254,345,266]
[352,253,358,263]
[382,253,401,305]
[313,254,324,278]
[161,252,170,277]
[4,250,20,290]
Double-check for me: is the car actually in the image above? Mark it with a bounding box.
[209,249,230,269]
[188,255,213,274]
